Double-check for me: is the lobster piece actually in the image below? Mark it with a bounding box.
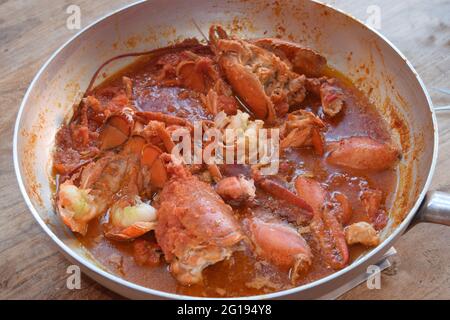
[295,176,349,269]
[141,143,167,189]
[305,77,346,117]
[360,189,388,230]
[156,50,239,116]
[155,155,244,285]
[245,217,313,282]
[327,136,400,171]
[310,203,349,269]
[344,222,380,247]
[121,133,168,193]
[251,40,345,117]
[176,53,219,94]
[332,192,353,225]
[215,175,256,204]
[280,110,326,155]
[294,176,327,213]
[57,154,130,235]
[252,168,313,218]
[104,139,159,241]
[251,38,327,77]
[106,196,158,241]
[319,80,345,117]
[209,25,307,123]
[57,131,167,239]
[136,111,194,130]
[98,107,135,150]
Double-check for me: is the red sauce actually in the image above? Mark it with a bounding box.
[55,42,398,298]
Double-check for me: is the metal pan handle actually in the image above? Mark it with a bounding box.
[414,102,450,226]
[411,103,450,227]
[434,105,450,111]
[413,191,450,226]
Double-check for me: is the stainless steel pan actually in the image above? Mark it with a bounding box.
[13,0,450,299]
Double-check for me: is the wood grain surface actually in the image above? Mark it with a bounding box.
[0,0,449,300]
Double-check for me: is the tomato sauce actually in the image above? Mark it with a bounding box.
[56,42,398,297]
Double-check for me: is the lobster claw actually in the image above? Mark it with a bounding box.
[99,108,134,150]
[251,38,327,77]
[209,25,307,123]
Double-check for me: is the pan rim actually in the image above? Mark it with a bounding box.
[13,0,439,300]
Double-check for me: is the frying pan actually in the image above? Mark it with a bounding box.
[13,0,450,299]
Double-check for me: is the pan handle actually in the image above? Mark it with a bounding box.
[414,104,450,225]
[413,191,450,226]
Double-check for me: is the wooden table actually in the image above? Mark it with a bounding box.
[0,0,449,299]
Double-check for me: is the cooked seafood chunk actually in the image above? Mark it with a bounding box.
[280,110,326,155]
[245,217,312,281]
[98,107,135,150]
[56,154,129,235]
[345,222,380,247]
[360,189,389,230]
[216,176,255,203]
[155,156,244,285]
[106,197,157,241]
[332,192,353,225]
[157,50,238,115]
[295,176,349,269]
[210,25,307,123]
[176,53,218,94]
[104,137,168,241]
[306,77,345,117]
[310,204,349,269]
[327,136,400,171]
[251,38,327,77]
[213,110,266,164]
[320,81,345,117]
[253,170,313,217]
[57,182,98,235]
[294,176,327,213]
